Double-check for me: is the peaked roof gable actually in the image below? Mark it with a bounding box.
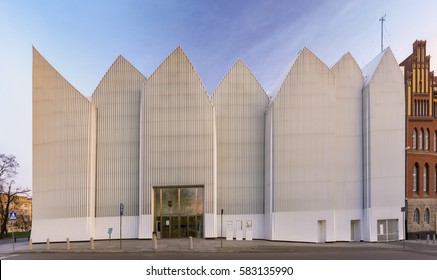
[211,59,269,103]
[362,48,398,86]
[271,47,333,103]
[145,46,209,97]
[331,52,363,77]
[33,47,90,104]
[92,55,146,99]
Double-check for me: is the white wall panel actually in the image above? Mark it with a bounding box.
[362,48,405,241]
[138,215,153,239]
[32,48,96,242]
[269,48,336,242]
[217,214,265,239]
[264,105,274,240]
[271,212,335,242]
[94,216,139,240]
[32,45,406,243]
[92,56,145,231]
[203,214,218,238]
[331,53,364,241]
[212,60,269,216]
[140,47,216,236]
[31,217,94,243]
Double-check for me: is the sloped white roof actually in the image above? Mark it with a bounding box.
[268,49,303,101]
[268,47,331,103]
[362,48,388,86]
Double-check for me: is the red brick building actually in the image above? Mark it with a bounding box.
[400,40,437,239]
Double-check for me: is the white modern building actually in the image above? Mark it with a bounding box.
[32,46,405,243]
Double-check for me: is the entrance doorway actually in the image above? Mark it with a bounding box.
[377,219,399,242]
[153,186,204,238]
[317,220,326,243]
[350,220,361,242]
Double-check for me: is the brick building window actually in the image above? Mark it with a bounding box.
[422,100,426,116]
[424,208,430,224]
[419,129,423,149]
[424,164,429,194]
[425,100,428,116]
[414,100,417,116]
[425,129,429,150]
[422,100,424,115]
[434,131,437,152]
[435,165,437,192]
[414,209,420,224]
[413,129,417,149]
[413,163,419,193]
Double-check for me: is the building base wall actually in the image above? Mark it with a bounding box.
[364,207,404,242]
[204,214,217,238]
[94,216,139,240]
[31,217,94,243]
[270,211,336,243]
[30,210,410,243]
[216,214,265,239]
[333,209,363,241]
[138,215,153,239]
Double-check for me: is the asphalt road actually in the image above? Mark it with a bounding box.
[3,239,435,280]
[1,251,436,260]
[1,240,437,260]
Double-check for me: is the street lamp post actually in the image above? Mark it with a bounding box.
[221,209,223,248]
[120,203,124,250]
[401,205,406,248]
[404,146,410,248]
[168,200,173,238]
[403,208,405,248]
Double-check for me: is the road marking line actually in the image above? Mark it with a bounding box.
[0,254,18,260]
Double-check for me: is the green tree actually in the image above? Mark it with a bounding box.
[0,154,30,239]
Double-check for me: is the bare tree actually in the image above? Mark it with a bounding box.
[0,154,30,239]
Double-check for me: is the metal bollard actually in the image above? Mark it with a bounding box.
[188,236,193,250]
[427,234,430,245]
[153,234,158,250]
[67,238,71,250]
[90,237,95,250]
[46,238,50,251]
[434,234,436,245]
[28,239,32,251]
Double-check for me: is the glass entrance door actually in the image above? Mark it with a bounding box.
[154,186,204,238]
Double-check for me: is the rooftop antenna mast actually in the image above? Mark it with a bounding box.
[379,14,386,52]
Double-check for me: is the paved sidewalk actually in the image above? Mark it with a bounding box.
[1,237,437,254]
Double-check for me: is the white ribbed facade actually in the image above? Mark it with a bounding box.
[139,48,215,238]
[362,49,405,242]
[91,56,146,239]
[32,46,405,243]
[32,48,97,242]
[266,48,337,242]
[331,53,364,241]
[212,60,269,238]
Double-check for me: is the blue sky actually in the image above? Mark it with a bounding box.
[1,0,437,191]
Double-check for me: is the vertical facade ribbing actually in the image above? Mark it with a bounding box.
[264,104,274,239]
[331,53,364,241]
[212,60,269,215]
[140,47,215,236]
[31,46,406,243]
[32,48,96,242]
[92,56,146,219]
[362,48,405,241]
[268,48,337,242]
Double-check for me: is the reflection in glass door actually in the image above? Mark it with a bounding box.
[153,186,204,238]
